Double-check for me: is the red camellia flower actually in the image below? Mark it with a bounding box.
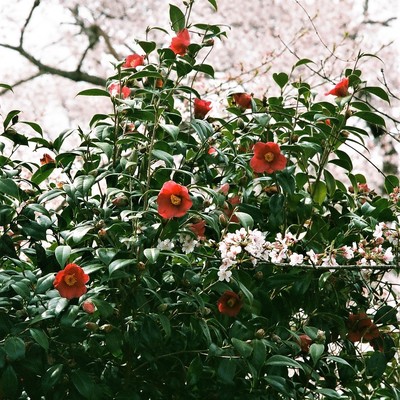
[40,153,55,165]
[347,312,380,342]
[170,28,190,56]
[298,334,313,354]
[54,263,89,300]
[122,53,145,68]
[108,82,131,99]
[194,98,212,119]
[325,77,350,97]
[233,93,252,109]
[250,142,287,174]
[157,180,193,219]
[217,291,242,317]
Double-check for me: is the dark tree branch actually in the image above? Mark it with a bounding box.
[0,43,106,88]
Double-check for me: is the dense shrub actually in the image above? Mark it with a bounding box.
[0,1,399,398]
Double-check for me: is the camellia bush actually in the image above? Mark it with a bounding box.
[0,1,399,399]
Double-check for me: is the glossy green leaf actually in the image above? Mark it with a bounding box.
[55,245,71,267]
[144,248,160,264]
[310,343,324,365]
[31,163,56,185]
[311,181,327,205]
[30,328,49,351]
[77,88,110,97]
[232,338,253,358]
[4,336,25,361]
[169,4,185,32]
[41,364,64,393]
[362,86,390,103]
[0,178,20,199]
[265,355,304,371]
[353,111,386,127]
[273,72,289,88]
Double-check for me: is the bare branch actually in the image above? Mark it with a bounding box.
[0,43,106,88]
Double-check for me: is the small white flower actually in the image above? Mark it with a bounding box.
[383,247,394,264]
[289,253,304,266]
[157,238,174,251]
[218,268,232,282]
[306,249,319,264]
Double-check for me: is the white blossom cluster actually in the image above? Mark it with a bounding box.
[217,226,398,282]
[156,235,199,255]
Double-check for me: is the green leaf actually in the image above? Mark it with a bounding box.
[152,149,174,167]
[193,64,215,78]
[137,40,157,54]
[144,248,160,264]
[311,181,327,205]
[0,365,18,399]
[309,343,324,365]
[30,328,49,351]
[0,83,13,92]
[77,88,110,97]
[187,356,203,386]
[21,120,43,134]
[55,245,72,267]
[74,175,95,196]
[131,70,163,80]
[293,58,314,68]
[2,109,20,129]
[108,258,136,276]
[0,178,20,199]
[232,338,253,358]
[31,163,56,185]
[217,358,236,384]
[353,111,386,127]
[384,174,399,194]
[169,4,185,32]
[362,86,390,103]
[251,339,266,372]
[273,72,289,88]
[4,336,26,361]
[374,305,398,325]
[71,369,96,398]
[41,364,64,393]
[265,355,304,371]
[2,128,29,145]
[234,212,254,229]
[315,388,343,399]
[160,124,180,140]
[324,169,336,196]
[11,281,31,299]
[366,351,387,380]
[207,0,218,11]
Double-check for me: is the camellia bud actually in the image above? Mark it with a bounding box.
[254,271,264,280]
[158,303,169,312]
[255,328,266,339]
[203,39,214,47]
[85,322,99,331]
[316,330,326,343]
[100,324,113,333]
[112,196,129,207]
[237,118,245,129]
[137,261,146,271]
[271,334,282,343]
[82,300,96,314]
[219,213,228,227]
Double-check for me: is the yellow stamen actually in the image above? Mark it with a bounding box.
[264,152,275,162]
[64,274,77,286]
[227,298,237,308]
[170,194,182,206]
